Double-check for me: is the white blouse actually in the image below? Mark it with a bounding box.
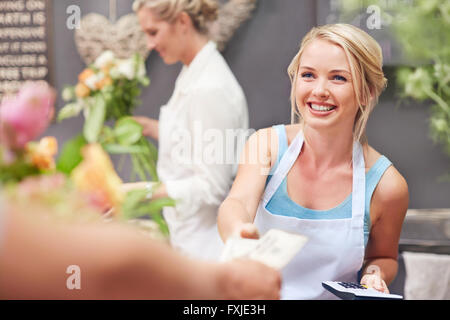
[157,41,249,260]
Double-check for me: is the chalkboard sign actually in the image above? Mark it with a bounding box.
[0,0,53,99]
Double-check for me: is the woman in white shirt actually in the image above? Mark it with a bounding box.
[124,0,249,261]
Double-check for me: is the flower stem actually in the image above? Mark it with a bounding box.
[425,89,450,117]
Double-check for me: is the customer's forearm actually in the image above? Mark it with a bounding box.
[99,233,224,299]
[0,209,221,299]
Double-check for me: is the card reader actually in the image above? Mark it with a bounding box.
[322,281,403,300]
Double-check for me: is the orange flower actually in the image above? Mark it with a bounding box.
[75,83,90,98]
[96,76,113,90]
[101,66,111,76]
[71,144,124,215]
[78,68,95,83]
[26,136,58,170]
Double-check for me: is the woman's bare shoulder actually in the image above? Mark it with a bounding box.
[364,145,382,169]
[368,147,409,221]
[245,127,276,166]
[380,165,408,199]
[248,124,300,169]
[366,144,408,201]
[284,124,302,145]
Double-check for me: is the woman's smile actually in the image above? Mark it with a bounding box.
[307,102,337,116]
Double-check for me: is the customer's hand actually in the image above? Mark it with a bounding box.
[218,259,281,299]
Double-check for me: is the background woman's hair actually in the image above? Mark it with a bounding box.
[287,23,388,144]
[133,0,219,34]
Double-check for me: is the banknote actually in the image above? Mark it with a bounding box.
[220,229,308,270]
[219,237,259,262]
[248,229,308,269]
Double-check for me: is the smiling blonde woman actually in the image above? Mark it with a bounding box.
[217,24,409,299]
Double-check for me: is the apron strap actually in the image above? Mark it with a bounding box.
[261,129,366,239]
[351,141,365,246]
[262,129,304,206]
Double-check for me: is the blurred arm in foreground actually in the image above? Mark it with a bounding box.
[0,203,280,300]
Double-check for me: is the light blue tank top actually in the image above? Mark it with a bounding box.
[265,125,392,247]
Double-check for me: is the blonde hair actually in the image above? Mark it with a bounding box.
[287,24,387,144]
[133,0,218,34]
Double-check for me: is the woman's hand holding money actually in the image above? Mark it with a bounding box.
[232,222,260,240]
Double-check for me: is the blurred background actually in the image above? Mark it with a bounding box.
[39,0,450,208]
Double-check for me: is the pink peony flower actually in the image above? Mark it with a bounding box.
[0,82,56,149]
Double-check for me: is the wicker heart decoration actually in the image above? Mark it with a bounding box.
[74,13,149,65]
[74,0,258,65]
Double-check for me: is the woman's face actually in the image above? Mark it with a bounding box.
[137,7,185,65]
[295,39,360,133]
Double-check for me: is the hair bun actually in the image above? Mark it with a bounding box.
[133,0,219,34]
[188,0,218,34]
[200,0,219,22]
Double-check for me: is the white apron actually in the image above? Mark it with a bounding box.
[254,130,366,299]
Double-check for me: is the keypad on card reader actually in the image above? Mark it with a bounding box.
[338,282,367,289]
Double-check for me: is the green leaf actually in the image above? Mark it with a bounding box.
[139,76,150,86]
[146,198,174,235]
[99,125,116,144]
[140,137,158,159]
[120,191,174,236]
[56,134,87,175]
[57,102,83,122]
[121,189,148,219]
[135,151,158,181]
[404,68,433,100]
[114,117,143,146]
[83,94,106,143]
[149,212,170,236]
[61,86,76,102]
[131,153,147,181]
[146,197,176,213]
[0,157,40,184]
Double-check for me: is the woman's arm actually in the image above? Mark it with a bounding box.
[133,116,159,141]
[217,128,275,242]
[0,205,281,299]
[361,165,409,292]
